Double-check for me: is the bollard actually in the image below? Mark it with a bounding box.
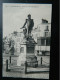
[25,61,27,74]
[41,57,42,65]
[6,60,8,71]
[6,60,10,72]
[10,56,11,63]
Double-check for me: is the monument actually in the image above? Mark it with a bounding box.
[17,14,38,67]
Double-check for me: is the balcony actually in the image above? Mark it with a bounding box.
[35,46,50,51]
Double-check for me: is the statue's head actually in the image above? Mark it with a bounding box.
[28,14,31,19]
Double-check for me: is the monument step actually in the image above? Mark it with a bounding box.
[9,65,25,72]
[27,67,49,73]
[10,68,24,70]
[10,68,25,72]
[9,65,25,70]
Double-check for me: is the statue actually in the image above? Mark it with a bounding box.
[20,14,34,40]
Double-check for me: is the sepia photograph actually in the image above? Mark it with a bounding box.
[2,3,52,79]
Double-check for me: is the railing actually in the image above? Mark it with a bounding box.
[5,56,50,73]
[26,57,50,68]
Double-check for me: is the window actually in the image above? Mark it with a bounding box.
[20,47,24,53]
[41,38,45,46]
[37,38,45,46]
[37,39,41,46]
[46,38,50,46]
[42,51,45,56]
[45,32,48,37]
[45,32,50,37]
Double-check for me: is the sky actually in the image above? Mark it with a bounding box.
[3,3,52,38]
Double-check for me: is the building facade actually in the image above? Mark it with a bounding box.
[32,19,51,56]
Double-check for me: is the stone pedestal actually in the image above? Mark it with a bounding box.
[17,36,37,67]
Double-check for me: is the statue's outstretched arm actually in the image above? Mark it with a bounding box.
[20,20,27,29]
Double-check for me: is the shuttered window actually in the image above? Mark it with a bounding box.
[41,38,45,46]
[46,38,50,46]
[37,38,45,46]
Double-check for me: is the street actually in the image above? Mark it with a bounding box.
[2,64,49,79]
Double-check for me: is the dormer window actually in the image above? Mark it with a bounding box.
[42,19,48,23]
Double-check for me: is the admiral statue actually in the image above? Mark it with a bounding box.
[20,14,34,40]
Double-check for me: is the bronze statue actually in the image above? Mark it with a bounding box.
[20,14,34,39]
